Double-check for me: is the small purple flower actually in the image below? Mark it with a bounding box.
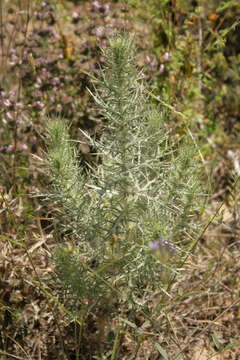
[72,11,79,19]
[92,1,101,10]
[72,11,80,23]
[149,240,160,251]
[51,77,60,86]
[94,26,105,38]
[20,143,28,151]
[5,145,14,154]
[9,90,15,98]
[6,112,13,120]
[102,3,110,14]
[159,64,165,74]
[162,52,171,62]
[34,101,44,110]
[158,238,178,254]
[3,99,11,107]
[149,237,178,254]
[16,102,23,109]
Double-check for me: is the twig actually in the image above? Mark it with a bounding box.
[0,350,25,360]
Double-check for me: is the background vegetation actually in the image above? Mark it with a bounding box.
[0,0,240,359]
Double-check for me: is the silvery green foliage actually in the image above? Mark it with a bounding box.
[45,35,204,309]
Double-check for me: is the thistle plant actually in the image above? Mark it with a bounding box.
[44,35,204,312]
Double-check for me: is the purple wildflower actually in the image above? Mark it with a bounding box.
[149,237,178,254]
